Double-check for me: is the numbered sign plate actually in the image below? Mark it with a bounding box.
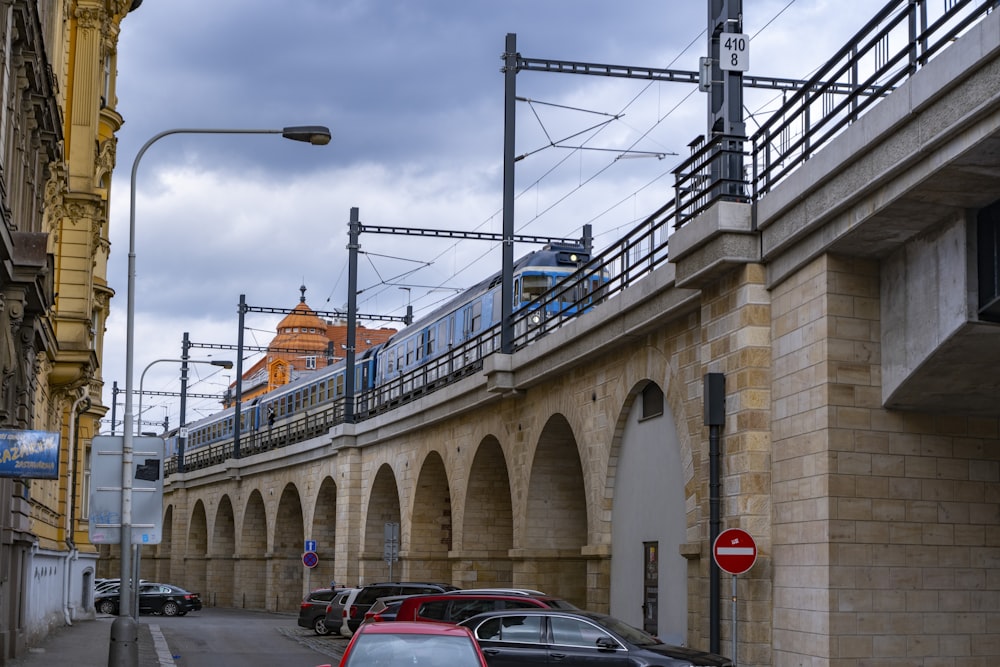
[720,33,749,72]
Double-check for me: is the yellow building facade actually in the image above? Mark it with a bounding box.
[0,1,140,661]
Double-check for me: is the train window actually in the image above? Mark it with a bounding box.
[416,332,425,361]
[386,347,396,374]
[427,326,436,355]
[463,301,482,335]
[397,346,405,371]
[336,373,344,396]
[522,273,549,300]
[406,339,415,366]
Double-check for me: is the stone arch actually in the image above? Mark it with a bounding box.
[238,489,267,609]
[408,451,452,584]
[523,413,588,606]
[273,482,306,611]
[461,435,514,588]
[311,476,337,590]
[154,504,173,583]
[209,495,236,607]
[608,378,690,644]
[186,500,208,597]
[363,463,401,584]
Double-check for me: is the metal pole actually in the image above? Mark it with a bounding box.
[111,382,119,435]
[110,126,330,667]
[178,334,190,473]
[131,547,140,618]
[501,33,517,354]
[233,295,247,458]
[732,575,738,666]
[345,208,360,423]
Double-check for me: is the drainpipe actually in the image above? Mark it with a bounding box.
[63,388,89,624]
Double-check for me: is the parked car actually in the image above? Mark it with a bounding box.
[395,588,577,625]
[95,582,202,617]
[343,582,460,634]
[93,578,146,595]
[331,587,364,638]
[298,587,341,635]
[360,594,413,624]
[335,620,488,667]
[459,608,733,666]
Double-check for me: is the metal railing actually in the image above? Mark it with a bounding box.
[750,0,998,199]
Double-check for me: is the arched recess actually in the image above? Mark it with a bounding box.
[273,483,306,611]
[311,477,338,590]
[209,495,236,608]
[238,490,268,609]
[362,463,402,583]
[609,380,689,645]
[186,500,208,598]
[153,505,173,584]
[462,436,514,588]
[523,414,588,606]
[409,451,452,584]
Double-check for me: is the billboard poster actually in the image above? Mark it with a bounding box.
[0,430,61,479]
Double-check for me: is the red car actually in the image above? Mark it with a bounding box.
[394,588,577,625]
[331,620,488,667]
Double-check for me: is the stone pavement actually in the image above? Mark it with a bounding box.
[5,614,350,667]
[5,615,173,667]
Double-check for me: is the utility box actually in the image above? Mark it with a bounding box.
[88,435,164,545]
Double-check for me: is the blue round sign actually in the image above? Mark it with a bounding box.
[302,551,319,569]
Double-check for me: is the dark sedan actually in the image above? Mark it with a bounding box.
[459,608,732,667]
[95,582,202,617]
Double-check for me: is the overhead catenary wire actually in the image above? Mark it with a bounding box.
[352,2,808,326]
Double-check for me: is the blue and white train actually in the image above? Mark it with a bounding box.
[169,242,602,466]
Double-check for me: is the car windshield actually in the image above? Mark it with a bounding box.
[587,614,660,647]
[344,633,481,666]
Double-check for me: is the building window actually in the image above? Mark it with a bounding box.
[305,356,317,369]
[641,383,663,420]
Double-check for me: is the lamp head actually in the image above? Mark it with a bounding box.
[282,125,332,146]
[212,360,235,369]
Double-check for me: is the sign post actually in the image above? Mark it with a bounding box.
[713,528,757,666]
[384,522,399,580]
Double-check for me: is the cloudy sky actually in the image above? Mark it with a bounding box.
[102,0,880,431]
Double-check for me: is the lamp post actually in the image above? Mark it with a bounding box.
[136,358,232,436]
[111,125,331,667]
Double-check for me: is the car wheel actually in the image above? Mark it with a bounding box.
[161,601,179,617]
[98,599,117,615]
[314,616,332,635]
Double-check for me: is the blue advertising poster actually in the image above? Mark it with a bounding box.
[0,430,60,479]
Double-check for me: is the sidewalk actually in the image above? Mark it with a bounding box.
[5,615,174,667]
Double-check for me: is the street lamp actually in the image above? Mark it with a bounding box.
[111,125,331,667]
[136,358,233,436]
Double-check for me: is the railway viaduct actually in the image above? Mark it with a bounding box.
[133,8,1000,666]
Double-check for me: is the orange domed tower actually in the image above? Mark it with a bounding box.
[232,285,396,404]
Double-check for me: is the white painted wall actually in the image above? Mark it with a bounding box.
[609,387,687,645]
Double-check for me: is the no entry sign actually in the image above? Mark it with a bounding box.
[713,528,757,575]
